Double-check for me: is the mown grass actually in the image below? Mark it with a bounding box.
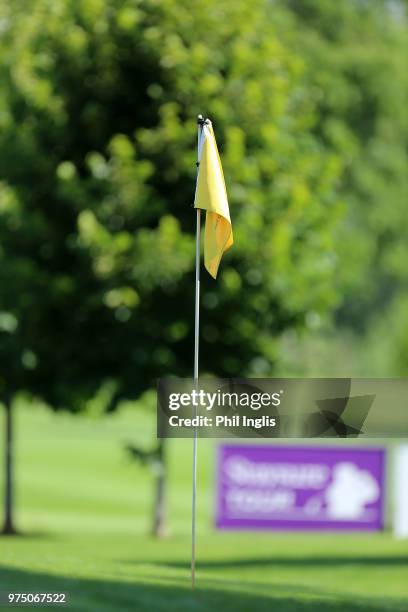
[0,403,407,611]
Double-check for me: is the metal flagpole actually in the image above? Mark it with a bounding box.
[191,114,205,589]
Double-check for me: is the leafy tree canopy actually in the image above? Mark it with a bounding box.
[0,0,405,408]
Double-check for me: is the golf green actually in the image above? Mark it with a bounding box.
[1,403,407,611]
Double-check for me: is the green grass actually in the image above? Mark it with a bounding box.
[0,403,407,611]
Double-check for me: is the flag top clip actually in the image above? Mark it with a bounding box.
[197,114,210,127]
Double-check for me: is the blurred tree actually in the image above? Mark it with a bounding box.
[0,0,404,533]
[284,0,408,329]
[274,0,408,377]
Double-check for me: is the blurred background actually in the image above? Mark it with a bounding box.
[0,0,407,610]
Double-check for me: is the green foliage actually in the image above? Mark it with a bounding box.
[285,0,408,330]
[0,0,341,407]
[0,0,406,407]
[277,0,408,375]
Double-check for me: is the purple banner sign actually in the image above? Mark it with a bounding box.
[216,444,385,531]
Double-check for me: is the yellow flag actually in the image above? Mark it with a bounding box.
[194,120,233,279]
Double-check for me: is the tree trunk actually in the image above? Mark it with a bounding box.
[152,438,167,538]
[2,398,17,535]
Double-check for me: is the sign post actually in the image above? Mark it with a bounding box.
[394,445,408,539]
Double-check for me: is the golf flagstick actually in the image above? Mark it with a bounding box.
[191,115,205,590]
[191,114,232,588]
